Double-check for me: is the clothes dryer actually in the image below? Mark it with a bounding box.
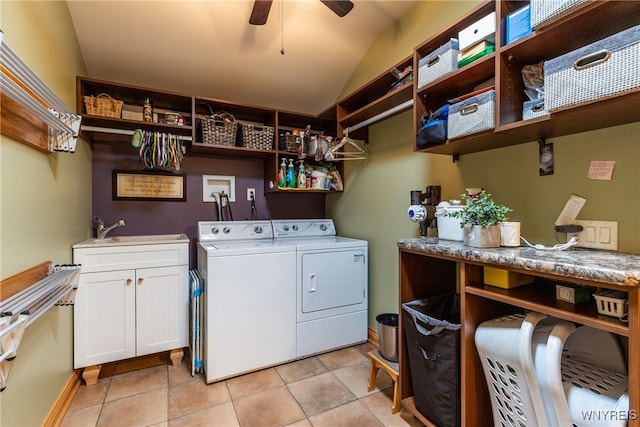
[272,219,368,358]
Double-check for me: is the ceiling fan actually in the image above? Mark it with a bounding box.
[249,0,354,25]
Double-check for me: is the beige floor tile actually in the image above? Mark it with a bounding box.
[60,404,102,427]
[168,357,195,386]
[287,372,356,417]
[333,360,393,398]
[168,377,231,419]
[168,402,239,427]
[69,377,111,410]
[316,347,367,370]
[307,400,384,427]
[226,368,283,400]
[360,389,424,427]
[284,419,312,427]
[275,356,328,384]
[233,385,305,427]
[105,364,168,402]
[97,388,168,427]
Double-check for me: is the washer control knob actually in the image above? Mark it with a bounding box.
[211,227,219,234]
[292,225,298,231]
[254,226,263,234]
[223,227,230,234]
[320,224,327,231]
[283,225,290,231]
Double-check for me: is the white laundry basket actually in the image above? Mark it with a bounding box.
[545,322,629,427]
[475,312,553,426]
[476,311,629,427]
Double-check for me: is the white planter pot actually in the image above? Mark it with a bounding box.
[463,224,501,248]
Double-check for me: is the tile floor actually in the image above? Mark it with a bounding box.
[61,343,424,427]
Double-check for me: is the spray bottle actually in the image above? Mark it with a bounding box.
[297,161,306,189]
[286,159,296,188]
[277,158,287,188]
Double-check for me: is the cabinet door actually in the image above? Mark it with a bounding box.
[74,270,136,368]
[135,265,188,356]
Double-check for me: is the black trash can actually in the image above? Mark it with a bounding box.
[402,293,461,427]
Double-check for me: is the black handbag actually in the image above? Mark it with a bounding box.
[416,104,449,148]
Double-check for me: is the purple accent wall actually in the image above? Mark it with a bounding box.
[91,144,325,267]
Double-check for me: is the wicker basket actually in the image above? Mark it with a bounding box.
[83,93,123,118]
[448,89,495,139]
[418,39,459,88]
[530,0,592,29]
[279,133,298,152]
[201,117,238,146]
[522,98,548,121]
[545,25,640,113]
[240,123,274,150]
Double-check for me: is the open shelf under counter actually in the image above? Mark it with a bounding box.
[464,279,629,337]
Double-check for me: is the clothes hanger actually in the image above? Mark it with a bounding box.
[324,131,368,161]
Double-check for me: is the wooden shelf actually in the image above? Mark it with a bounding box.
[336,55,414,141]
[414,0,640,158]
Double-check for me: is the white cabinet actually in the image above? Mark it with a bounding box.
[72,236,189,384]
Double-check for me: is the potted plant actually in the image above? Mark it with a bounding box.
[445,190,512,247]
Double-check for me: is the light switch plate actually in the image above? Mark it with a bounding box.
[568,220,618,251]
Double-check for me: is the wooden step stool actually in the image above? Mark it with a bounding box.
[367,349,400,414]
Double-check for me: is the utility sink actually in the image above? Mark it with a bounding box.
[73,234,189,248]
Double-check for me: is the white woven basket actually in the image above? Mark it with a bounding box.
[545,25,640,113]
[448,89,495,139]
[530,0,592,29]
[522,98,548,121]
[417,39,459,88]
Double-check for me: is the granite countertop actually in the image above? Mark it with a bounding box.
[398,238,640,287]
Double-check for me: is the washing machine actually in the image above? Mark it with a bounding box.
[197,220,296,383]
[272,219,368,358]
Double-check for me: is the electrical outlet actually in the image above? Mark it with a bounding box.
[568,220,618,251]
[247,188,255,201]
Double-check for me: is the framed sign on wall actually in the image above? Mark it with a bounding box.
[112,170,186,201]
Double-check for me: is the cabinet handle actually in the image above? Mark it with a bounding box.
[138,277,144,285]
[126,278,132,286]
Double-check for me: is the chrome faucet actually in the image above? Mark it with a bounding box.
[96,218,126,239]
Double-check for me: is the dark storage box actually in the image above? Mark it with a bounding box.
[402,294,461,427]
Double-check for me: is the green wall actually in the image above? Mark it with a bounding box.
[0,2,90,425]
[328,1,640,325]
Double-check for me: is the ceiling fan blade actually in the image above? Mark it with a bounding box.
[249,0,273,25]
[320,0,354,17]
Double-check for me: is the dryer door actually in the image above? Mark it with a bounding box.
[301,249,366,313]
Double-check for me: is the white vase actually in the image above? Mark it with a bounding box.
[463,224,501,248]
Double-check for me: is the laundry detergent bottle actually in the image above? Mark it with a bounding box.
[286,159,296,188]
[277,158,287,188]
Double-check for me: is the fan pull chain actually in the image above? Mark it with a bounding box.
[280,0,285,55]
